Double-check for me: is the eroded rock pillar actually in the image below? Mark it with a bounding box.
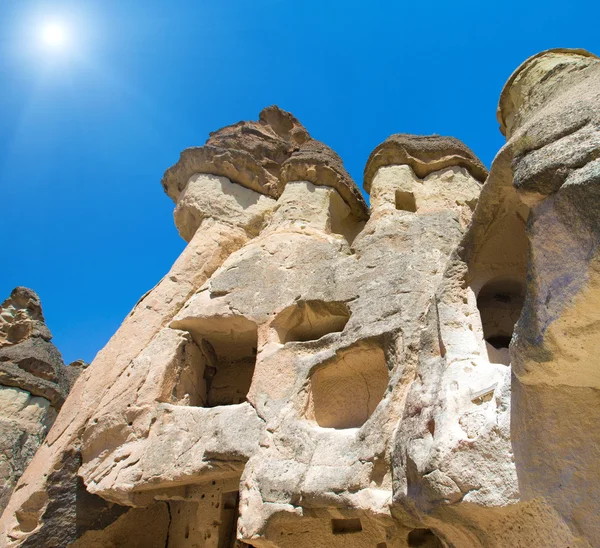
[500,49,600,545]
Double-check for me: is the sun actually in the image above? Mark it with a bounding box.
[40,22,69,50]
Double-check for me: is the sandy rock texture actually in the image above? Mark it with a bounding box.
[2,51,600,547]
[0,288,85,514]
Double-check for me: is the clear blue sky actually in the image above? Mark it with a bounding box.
[1,0,599,364]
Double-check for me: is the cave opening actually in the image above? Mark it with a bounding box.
[172,316,258,407]
[476,277,525,352]
[272,300,350,344]
[395,190,418,212]
[408,528,444,547]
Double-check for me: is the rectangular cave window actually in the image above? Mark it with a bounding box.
[171,316,258,407]
[476,277,525,359]
[395,190,417,212]
[331,518,363,535]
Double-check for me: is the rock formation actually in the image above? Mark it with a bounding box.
[1,48,600,547]
[0,287,85,514]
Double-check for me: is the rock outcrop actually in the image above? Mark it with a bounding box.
[2,50,600,547]
[0,288,85,513]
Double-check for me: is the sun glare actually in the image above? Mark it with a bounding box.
[40,22,68,50]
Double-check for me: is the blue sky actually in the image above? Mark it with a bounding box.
[1,0,599,364]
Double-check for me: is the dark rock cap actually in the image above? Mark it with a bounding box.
[163,106,368,219]
[281,140,369,220]
[363,134,488,194]
[162,106,310,202]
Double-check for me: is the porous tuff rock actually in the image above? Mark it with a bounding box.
[363,133,489,193]
[0,288,84,514]
[4,49,600,548]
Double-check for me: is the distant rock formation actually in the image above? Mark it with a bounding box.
[2,48,600,547]
[0,287,86,512]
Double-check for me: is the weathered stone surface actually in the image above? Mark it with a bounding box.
[4,48,600,548]
[0,288,84,515]
[173,173,276,242]
[0,338,63,382]
[497,48,599,139]
[0,214,251,546]
[162,106,368,240]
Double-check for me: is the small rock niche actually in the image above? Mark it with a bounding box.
[331,518,362,534]
[172,316,258,407]
[477,277,525,363]
[408,528,444,547]
[305,339,388,429]
[328,189,366,245]
[395,190,418,212]
[272,300,350,344]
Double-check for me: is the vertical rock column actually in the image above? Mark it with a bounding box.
[363,135,528,546]
[499,49,600,544]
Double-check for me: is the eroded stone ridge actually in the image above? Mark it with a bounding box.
[0,287,85,513]
[2,48,600,548]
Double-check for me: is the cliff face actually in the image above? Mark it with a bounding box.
[0,288,85,513]
[1,48,600,548]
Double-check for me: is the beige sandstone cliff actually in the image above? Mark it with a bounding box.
[1,48,600,547]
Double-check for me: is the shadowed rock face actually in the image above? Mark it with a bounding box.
[0,288,86,513]
[3,49,600,548]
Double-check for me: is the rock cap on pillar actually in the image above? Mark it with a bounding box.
[0,287,84,410]
[161,105,311,202]
[363,133,488,194]
[497,48,599,139]
[0,286,51,345]
[281,139,369,220]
